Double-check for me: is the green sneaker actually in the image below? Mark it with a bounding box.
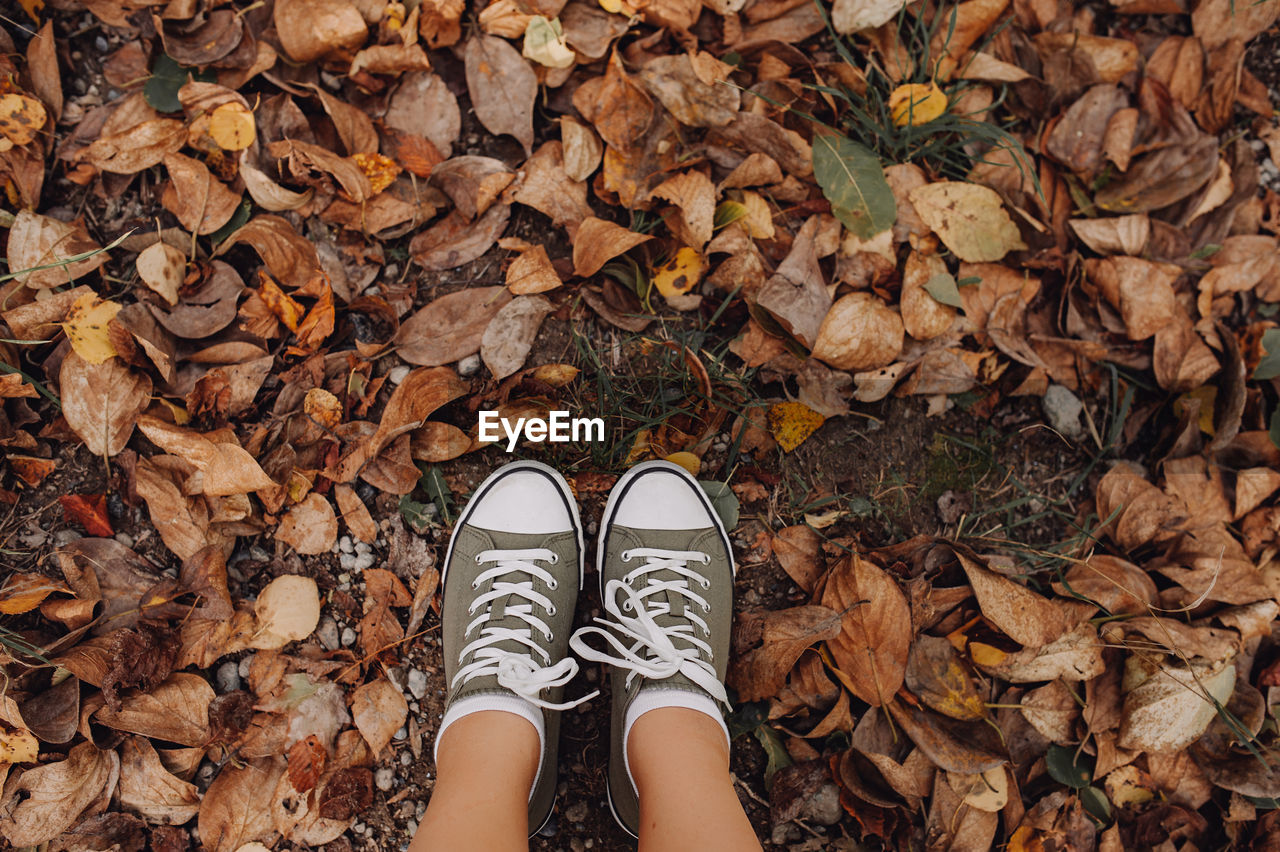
[436,460,596,836]
[569,460,735,838]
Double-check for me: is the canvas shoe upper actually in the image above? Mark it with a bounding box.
[569,461,735,838]
[436,460,596,835]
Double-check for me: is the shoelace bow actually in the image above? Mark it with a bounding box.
[570,547,728,706]
[453,547,596,711]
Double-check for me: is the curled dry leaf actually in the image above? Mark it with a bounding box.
[505,242,563,295]
[82,118,186,174]
[62,293,122,365]
[821,552,911,706]
[900,251,956,341]
[162,152,240,235]
[0,742,119,847]
[214,215,322,291]
[351,678,409,759]
[60,352,152,457]
[94,672,213,747]
[275,493,339,556]
[1069,214,1150,256]
[572,217,652,278]
[729,605,842,702]
[561,116,603,181]
[334,484,379,543]
[904,634,987,721]
[481,295,554,380]
[958,552,1094,648]
[136,416,274,496]
[771,525,823,593]
[1085,256,1180,340]
[755,216,831,349]
[397,288,515,368]
[811,292,904,371]
[410,202,511,270]
[432,156,514,220]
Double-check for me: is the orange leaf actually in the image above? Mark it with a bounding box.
[0,571,70,615]
[59,493,113,536]
[287,734,327,793]
[7,454,54,486]
[352,152,402,195]
[258,272,304,332]
[296,285,335,350]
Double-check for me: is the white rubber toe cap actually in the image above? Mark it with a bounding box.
[612,468,714,530]
[468,468,576,534]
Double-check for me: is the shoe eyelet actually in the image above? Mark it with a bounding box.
[703,628,711,637]
[700,578,711,589]
[622,600,633,613]
[544,631,554,641]
[475,554,483,564]
[550,553,560,564]
[471,580,480,590]
[702,603,711,613]
[546,604,557,616]
[620,550,632,562]
[548,578,558,590]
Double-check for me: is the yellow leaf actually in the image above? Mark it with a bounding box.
[599,0,623,12]
[889,82,947,127]
[651,247,703,300]
[0,726,39,764]
[968,641,1007,667]
[135,241,185,306]
[624,428,652,466]
[304,387,343,429]
[208,102,256,151]
[0,93,47,147]
[353,152,401,195]
[1174,385,1217,436]
[62,293,122,365]
[258,274,304,332]
[155,398,190,425]
[766,401,824,453]
[18,0,43,23]
[523,15,576,69]
[664,451,701,476]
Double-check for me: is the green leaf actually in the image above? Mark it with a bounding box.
[398,495,435,534]
[1046,744,1093,790]
[714,200,747,230]
[727,701,768,740]
[1080,785,1111,824]
[420,465,455,525]
[812,133,897,239]
[753,724,792,791]
[209,198,252,246]
[923,272,964,308]
[700,480,740,531]
[1255,329,1280,380]
[144,54,212,113]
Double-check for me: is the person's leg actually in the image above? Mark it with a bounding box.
[628,708,762,852]
[410,711,537,852]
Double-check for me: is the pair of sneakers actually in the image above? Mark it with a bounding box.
[435,460,735,838]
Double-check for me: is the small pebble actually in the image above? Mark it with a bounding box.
[457,354,482,377]
[316,616,341,651]
[565,801,589,823]
[53,529,83,547]
[394,726,407,739]
[238,654,255,678]
[341,627,358,647]
[113,532,133,548]
[340,537,354,554]
[388,365,411,385]
[405,820,418,837]
[214,660,241,694]
[570,839,586,852]
[401,752,412,765]
[407,668,428,700]
[375,766,396,792]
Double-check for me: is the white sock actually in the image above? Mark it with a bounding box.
[435,694,546,801]
[621,687,731,797]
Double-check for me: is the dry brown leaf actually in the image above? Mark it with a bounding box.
[578,51,655,153]
[0,742,119,847]
[772,525,823,593]
[7,210,106,289]
[1153,304,1220,392]
[652,170,716,249]
[465,34,536,155]
[276,493,339,556]
[480,295,554,380]
[886,697,1007,774]
[275,0,367,62]
[728,606,843,702]
[1085,256,1180,340]
[432,155,514,220]
[214,215,322,291]
[755,216,831,348]
[822,552,911,706]
[1055,555,1157,616]
[60,352,151,457]
[351,679,408,758]
[384,72,460,159]
[396,289,513,368]
[161,152,240,235]
[412,422,474,463]
[910,181,1027,262]
[958,552,1092,648]
[240,162,314,212]
[335,484,378,542]
[572,217,652,278]
[902,250,956,341]
[198,758,286,852]
[95,672,213,746]
[82,118,186,174]
[136,416,274,496]
[1118,656,1235,753]
[637,53,740,128]
[505,242,563,295]
[511,141,594,233]
[905,634,987,721]
[811,292,904,371]
[1069,214,1150,256]
[561,116,603,181]
[135,241,184,306]
[118,736,200,825]
[410,203,511,270]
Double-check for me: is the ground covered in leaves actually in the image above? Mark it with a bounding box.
[4,0,1280,849]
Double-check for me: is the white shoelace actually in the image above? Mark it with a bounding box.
[570,547,728,706]
[452,547,596,711]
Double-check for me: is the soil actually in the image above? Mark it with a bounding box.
[6,11,1278,852]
